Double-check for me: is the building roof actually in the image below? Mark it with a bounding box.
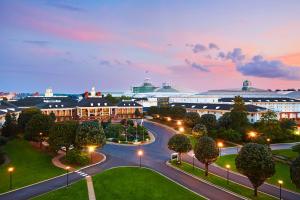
[10,96,77,108]
[285,91,300,99]
[116,101,142,107]
[155,85,179,93]
[77,97,114,107]
[170,103,267,112]
[218,97,300,103]
[0,100,21,114]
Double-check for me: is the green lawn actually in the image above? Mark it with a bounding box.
[0,139,64,193]
[272,149,299,160]
[171,162,276,200]
[33,167,204,200]
[216,154,300,193]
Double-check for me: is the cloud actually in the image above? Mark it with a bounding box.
[99,60,111,67]
[185,59,209,72]
[225,48,245,63]
[46,2,85,12]
[209,43,219,50]
[237,55,300,80]
[192,44,207,53]
[23,40,50,47]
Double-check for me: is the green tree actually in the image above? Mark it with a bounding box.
[76,121,106,149]
[219,128,242,142]
[48,121,79,154]
[24,113,54,141]
[1,113,18,138]
[134,108,141,118]
[290,156,300,189]
[184,112,201,128]
[230,96,249,132]
[49,112,56,122]
[218,112,232,129]
[235,143,275,196]
[194,136,219,176]
[18,108,42,131]
[147,106,159,116]
[292,144,300,155]
[170,106,186,119]
[199,114,217,131]
[105,124,124,139]
[168,134,192,164]
[258,111,284,141]
[192,123,207,137]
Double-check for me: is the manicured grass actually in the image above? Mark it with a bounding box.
[171,162,276,200]
[34,167,204,200]
[272,149,299,160]
[216,154,300,193]
[0,139,64,193]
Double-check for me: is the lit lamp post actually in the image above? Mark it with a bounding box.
[248,131,257,140]
[167,117,171,122]
[137,150,143,168]
[39,132,43,149]
[177,120,182,126]
[88,146,95,163]
[66,166,70,187]
[217,142,224,156]
[179,127,184,133]
[225,164,230,185]
[8,167,14,190]
[266,138,271,147]
[278,180,283,199]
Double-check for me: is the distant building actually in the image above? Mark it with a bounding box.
[0,101,21,127]
[132,78,159,93]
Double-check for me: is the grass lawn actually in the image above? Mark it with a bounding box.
[0,139,64,193]
[272,149,299,160]
[33,167,204,200]
[171,162,276,200]
[216,154,300,193]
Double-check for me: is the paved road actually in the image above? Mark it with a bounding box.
[1,121,299,200]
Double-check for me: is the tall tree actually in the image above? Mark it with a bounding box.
[235,143,275,196]
[170,106,186,119]
[217,112,232,129]
[258,110,284,141]
[194,136,219,176]
[290,156,300,189]
[1,113,18,138]
[199,114,217,131]
[76,121,106,149]
[24,114,54,141]
[18,108,41,131]
[192,123,207,138]
[184,112,201,128]
[230,96,249,132]
[168,134,192,164]
[48,121,79,154]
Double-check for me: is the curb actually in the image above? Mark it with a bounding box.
[106,131,156,146]
[0,153,107,196]
[166,161,249,200]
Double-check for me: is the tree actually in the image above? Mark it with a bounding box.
[290,156,300,189]
[280,119,297,130]
[170,106,186,119]
[230,96,249,132]
[76,121,106,149]
[18,108,42,131]
[48,121,79,154]
[105,124,124,139]
[134,109,141,118]
[194,136,219,176]
[184,112,201,128]
[199,114,217,131]
[192,123,207,137]
[24,114,54,141]
[218,112,232,129]
[147,106,159,116]
[258,111,284,141]
[219,129,242,142]
[235,143,275,196]
[168,134,192,164]
[49,112,56,122]
[1,113,18,138]
[292,144,300,155]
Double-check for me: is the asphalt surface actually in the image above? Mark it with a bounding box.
[0,121,299,200]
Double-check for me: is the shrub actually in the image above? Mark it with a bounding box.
[0,136,8,146]
[192,124,207,137]
[0,149,5,165]
[64,149,89,166]
[219,129,242,142]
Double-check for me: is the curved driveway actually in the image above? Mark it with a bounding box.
[1,121,299,200]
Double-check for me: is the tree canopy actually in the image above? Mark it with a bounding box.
[168,134,192,163]
[192,123,207,138]
[76,121,106,148]
[199,114,217,131]
[290,156,300,189]
[184,112,201,128]
[235,143,275,196]
[18,108,42,131]
[230,96,249,132]
[1,113,18,138]
[194,136,219,176]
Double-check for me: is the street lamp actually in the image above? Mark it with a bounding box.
[8,167,14,190]
[137,150,143,168]
[217,142,224,156]
[192,153,195,170]
[248,131,257,139]
[177,120,182,126]
[225,164,230,185]
[66,166,70,187]
[179,127,184,133]
[278,180,283,199]
[266,138,271,147]
[88,146,95,163]
[166,117,171,122]
[39,132,43,149]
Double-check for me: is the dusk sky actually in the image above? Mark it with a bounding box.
[1,0,300,93]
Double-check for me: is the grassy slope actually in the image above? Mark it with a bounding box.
[0,139,64,193]
[272,149,299,160]
[33,167,204,200]
[172,162,276,200]
[215,153,300,193]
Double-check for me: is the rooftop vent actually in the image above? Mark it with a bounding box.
[104,103,107,106]
[191,105,196,108]
[203,106,207,109]
[216,106,220,109]
[90,103,94,106]
[98,103,101,106]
